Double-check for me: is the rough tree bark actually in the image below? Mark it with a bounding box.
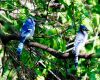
[0,33,99,59]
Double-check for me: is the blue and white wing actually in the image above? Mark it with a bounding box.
[74,32,84,51]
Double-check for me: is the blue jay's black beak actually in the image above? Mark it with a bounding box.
[85,28,89,31]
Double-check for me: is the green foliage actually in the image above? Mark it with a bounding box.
[0,0,100,79]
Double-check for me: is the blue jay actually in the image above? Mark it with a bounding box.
[73,25,88,69]
[17,17,36,60]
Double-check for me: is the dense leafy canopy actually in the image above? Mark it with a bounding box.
[0,0,100,80]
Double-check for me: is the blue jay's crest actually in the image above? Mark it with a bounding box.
[21,17,36,35]
[25,17,35,25]
[79,25,88,31]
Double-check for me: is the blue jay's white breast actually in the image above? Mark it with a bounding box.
[74,31,88,51]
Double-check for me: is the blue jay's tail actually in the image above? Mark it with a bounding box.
[74,56,78,69]
[72,50,78,69]
[17,42,24,57]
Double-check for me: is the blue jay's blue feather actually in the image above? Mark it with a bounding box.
[73,25,88,69]
[17,17,36,59]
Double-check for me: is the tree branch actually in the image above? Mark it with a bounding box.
[0,34,100,59]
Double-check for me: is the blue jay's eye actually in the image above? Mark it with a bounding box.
[83,27,89,31]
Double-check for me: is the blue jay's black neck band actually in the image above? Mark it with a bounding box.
[79,30,86,35]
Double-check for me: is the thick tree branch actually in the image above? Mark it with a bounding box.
[0,34,100,59]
